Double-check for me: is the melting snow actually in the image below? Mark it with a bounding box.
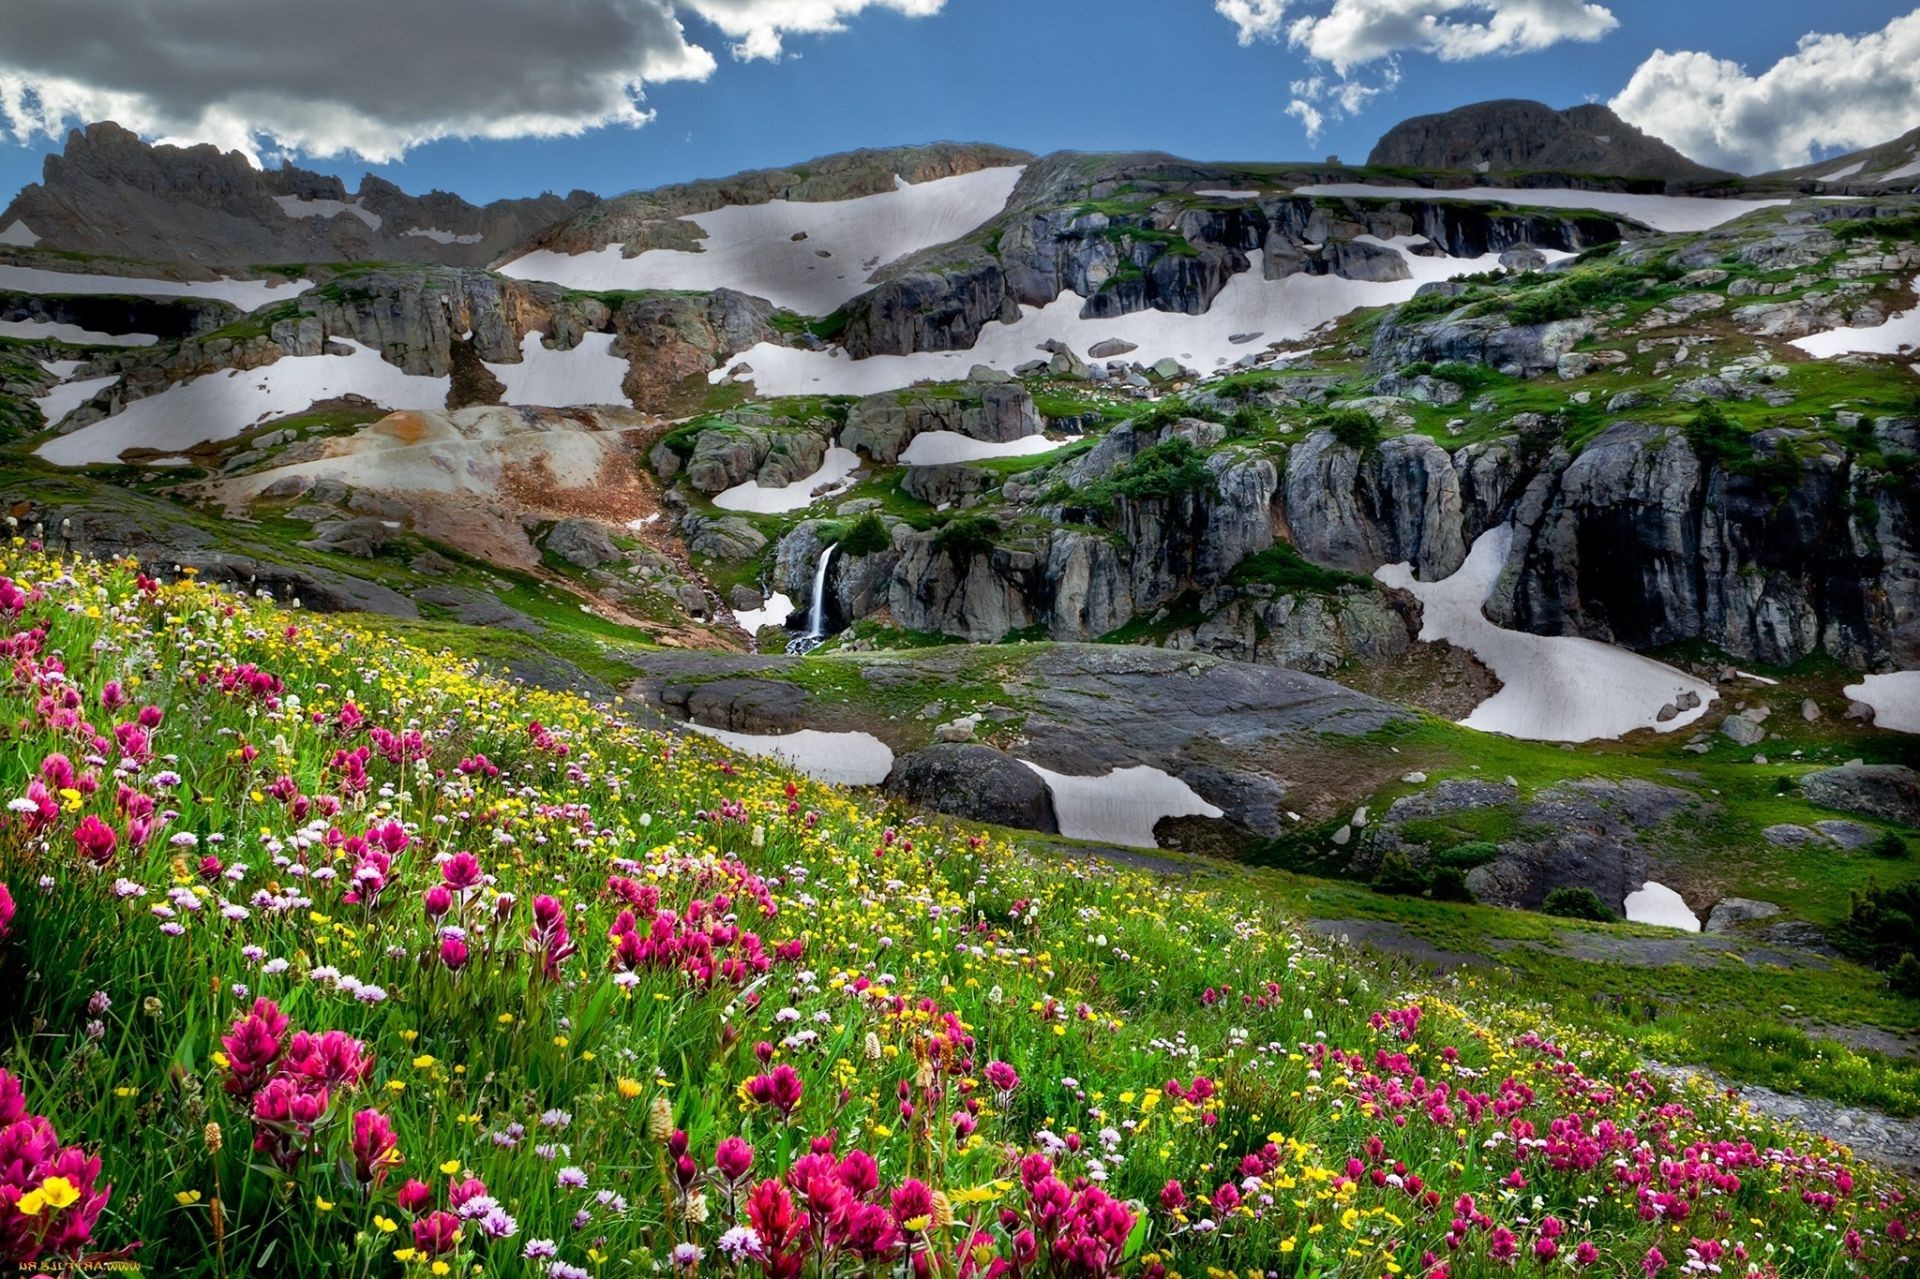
[0,318,156,346]
[1790,277,1920,358]
[718,245,1537,397]
[712,445,861,514]
[0,220,38,246]
[1195,189,1262,199]
[37,340,449,466]
[1375,525,1717,742]
[1817,160,1866,182]
[897,431,1061,466]
[483,331,631,407]
[272,194,382,230]
[1289,183,1786,233]
[1623,881,1701,932]
[1876,155,1920,184]
[732,592,796,635]
[1843,671,1920,734]
[34,374,121,429]
[501,167,1025,314]
[403,227,484,245]
[0,265,311,311]
[1020,761,1223,848]
[686,724,894,786]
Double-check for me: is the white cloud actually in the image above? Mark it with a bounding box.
[1220,2,1616,146]
[0,0,945,165]
[1285,0,1616,74]
[1215,0,1291,46]
[1609,10,1920,173]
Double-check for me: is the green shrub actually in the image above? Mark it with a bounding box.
[1683,402,1750,467]
[1435,840,1500,871]
[1428,865,1475,902]
[1101,438,1216,503]
[1320,409,1380,453]
[1892,952,1920,999]
[1869,832,1912,860]
[931,514,1001,561]
[1833,882,1920,969]
[1371,851,1429,897]
[1542,887,1615,922]
[1226,542,1369,595]
[836,512,892,557]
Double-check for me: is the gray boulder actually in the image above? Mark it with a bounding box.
[1800,765,1920,827]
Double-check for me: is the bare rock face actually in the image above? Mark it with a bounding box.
[841,384,1039,463]
[1365,100,1731,184]
[1800,765,1920,827]
[0,121,596,267]
[884,744,1058,833]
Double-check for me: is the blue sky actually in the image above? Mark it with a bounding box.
[0,0,1913,205]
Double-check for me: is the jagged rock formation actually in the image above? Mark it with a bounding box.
[0,122,595,268]
[1367,100,1731,184]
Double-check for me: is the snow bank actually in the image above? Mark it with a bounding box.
[1624,881,1701,931]
[0,318,156,346]
[898,431,1061,466]
[1195,189,1262,199]
[483,331,631,407]
[733,592,796,635]
[0,220,38,246]
[1817,161,1866,182]
[712,446,860,514]
[1844,671,1920,734]
[37,340,449,466]
[686,724,894,786]
[1289,183,1786,233]
[1790,278,1920,358]
[501,167,1025,314]
[1876,155,1920,184]
[0,265,312,311]
[403,227,483,245]
[1375,526,1717,742]
[34,374,121,429]
[272,194,382,230]
[1020,762,1223,848]
[718,245,1522,397]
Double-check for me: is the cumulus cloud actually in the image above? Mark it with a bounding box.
[1609,10,1920,173]
[0,0,945,165]
[1217,2,1616,145]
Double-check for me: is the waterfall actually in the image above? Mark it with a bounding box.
[786,543,837,654]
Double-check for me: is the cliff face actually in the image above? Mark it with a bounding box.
[0,122,596,268]
[1366,100,1731,184]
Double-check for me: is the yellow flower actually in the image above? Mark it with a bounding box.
[315,1196,334,1212]
[439,1159,462,1175]
[375,1215,398,1234]
[175,1190,203,1206]
[38,1177,80,1211]
[16,1190,45,1216]
[617,1077,643,1100]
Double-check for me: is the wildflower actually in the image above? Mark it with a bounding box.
[351,1109,402,1187]
[523,1239,558,1260]
[72,815,118,864]
[556,1166,588,1191]
[647,1095,673,1140]
[412,1211,460,1256]
[715,1136,754,1183]
[717,1225,764,1261]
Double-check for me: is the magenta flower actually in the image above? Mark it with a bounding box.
[72,815,117,865]
[351,1109,401,1186]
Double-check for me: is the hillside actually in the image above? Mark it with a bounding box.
[0,549,1912,1275]
[1367,100,1732,184]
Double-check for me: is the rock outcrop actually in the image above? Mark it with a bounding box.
[1366,100,1731,184]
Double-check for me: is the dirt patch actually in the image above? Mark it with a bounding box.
[1338,638,1500,721]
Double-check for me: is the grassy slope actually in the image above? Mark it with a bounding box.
[0,550,1912,1279]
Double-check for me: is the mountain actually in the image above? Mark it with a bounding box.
[1367,99,1732,183]
[0,121,597,268]
[1759,124,1920,192]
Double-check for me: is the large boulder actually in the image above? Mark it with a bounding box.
[1800,765,1920,828]
[884,744,1059,833]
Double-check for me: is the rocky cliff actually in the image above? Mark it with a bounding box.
[0,122,596,268]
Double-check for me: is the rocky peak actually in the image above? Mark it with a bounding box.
[1367,99,1730,184]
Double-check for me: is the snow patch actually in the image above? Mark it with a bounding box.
[1875,155,1920,184]
[1623,881,1701,932]
[0,220,38,246]
[897,431,1061,466]
[37,340,450,466]
[712,445,860,514]
[501,166,1025,314]
[403,226,484,245]
[1290,183,1786,233]
[0,265,311,311]
[0,318,157,347]
[272,194,382,230]
[482,331,631,408]
[1817,160,1866,182]
[1195,189,1262,199]
[1843,671,1920,734]
[1375,526,1717,742]
[720,245,1528,397]
[1790,277,1920,358]
[732,592,796,635]
[685,724,894,786]
[33,374,120,430]
[1020,762,1223,848]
